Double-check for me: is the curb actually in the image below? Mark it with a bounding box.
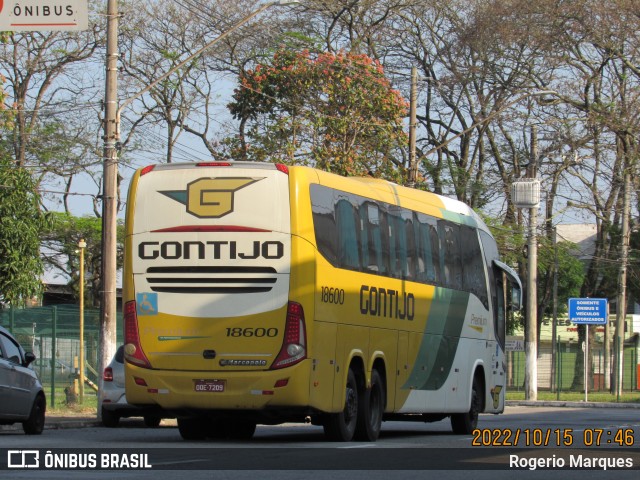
[0,417,101,433]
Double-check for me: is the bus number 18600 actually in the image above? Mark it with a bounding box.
[321,286,345,304]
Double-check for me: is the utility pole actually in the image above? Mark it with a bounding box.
[407,67,418,187]
[99,0,119,414]
[551,228,558,392]
[614,167,630,397]
[604,302,611,391]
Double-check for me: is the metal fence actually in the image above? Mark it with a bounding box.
[507,343,639,393]
[0,305,123,407]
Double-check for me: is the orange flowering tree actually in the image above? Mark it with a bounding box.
[226,49,408,180]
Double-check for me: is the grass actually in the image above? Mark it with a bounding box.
[506,390,640,403]
[43,385,98,415]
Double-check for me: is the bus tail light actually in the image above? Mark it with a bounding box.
[124,300,152,369]
[275,163,289,174]
[140,165,155,176]
[271,302,307,369]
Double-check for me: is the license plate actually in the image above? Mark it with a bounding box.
[194,379,226,392]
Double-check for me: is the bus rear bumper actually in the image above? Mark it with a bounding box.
[125,361,312,412]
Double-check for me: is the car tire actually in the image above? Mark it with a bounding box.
[23,394,46,435]
[101,407,120,428]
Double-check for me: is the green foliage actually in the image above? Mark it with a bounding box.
[41,212,124,308]
[0,156,51,306]
[225,49,408,181]
[536,236,585,316]
[483,216,584,331]
[482,216,525,267]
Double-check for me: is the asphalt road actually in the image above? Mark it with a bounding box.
[0,405,639,480]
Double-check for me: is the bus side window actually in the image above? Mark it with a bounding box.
[404,213,416,281]
[417,222,436,283]
[429,224,441,284]
[335,199,360,269]
[358,204,370,270]
[414,214,427,282]
[360,202,384,273]
[310,185,339,266]
[378,209,390,274]
[494,271,507,348]
[388,209,409,280]
[447,224,462,290]
[461,226,488,308]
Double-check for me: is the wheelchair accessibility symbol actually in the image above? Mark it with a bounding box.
[136,293,158,316]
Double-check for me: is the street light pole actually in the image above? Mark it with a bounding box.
[78,239,86,404]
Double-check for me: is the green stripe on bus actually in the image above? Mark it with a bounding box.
[403,289,470,390]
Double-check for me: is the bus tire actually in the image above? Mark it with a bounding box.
[223,419,257,440]
[178,417,208,440]
[143,415,162,428]
[355,369,384,441]
[451,376,481,434]
[101,407,119,428]
[323,368,358,441]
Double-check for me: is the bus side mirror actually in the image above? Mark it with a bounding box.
[512,287,522,310]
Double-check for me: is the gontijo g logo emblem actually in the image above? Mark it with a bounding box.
[160,177,262,219]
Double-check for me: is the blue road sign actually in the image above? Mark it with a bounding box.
[568,298,608,325]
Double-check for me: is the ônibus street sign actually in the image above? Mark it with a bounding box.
[568,297,608,403]
[0,0,88,31]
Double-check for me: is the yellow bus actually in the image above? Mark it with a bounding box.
[123,161,521,442]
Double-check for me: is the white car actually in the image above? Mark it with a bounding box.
[100,345,162,427]
[0,326,46,434]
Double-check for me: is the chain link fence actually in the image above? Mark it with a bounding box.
[1,305,123,408]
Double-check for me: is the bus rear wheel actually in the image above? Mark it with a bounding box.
[178,416,208,440]
[323,368,358,441]
[355,369,384,441]
[451,376,482,434]
[221,419,257,440]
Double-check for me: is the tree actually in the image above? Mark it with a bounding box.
[0,155,51,306]
[41,212,124,308]
[226,48,408,180]
[0,33,50,307]
[0,17,103,215]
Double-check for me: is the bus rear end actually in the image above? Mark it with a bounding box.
[123,162,310,436]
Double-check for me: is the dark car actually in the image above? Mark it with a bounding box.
[0,326,46,434]
[99,345,162,427]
